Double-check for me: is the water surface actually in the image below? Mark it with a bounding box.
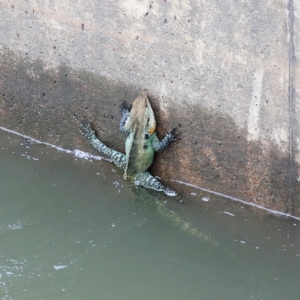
[0,130,300,300]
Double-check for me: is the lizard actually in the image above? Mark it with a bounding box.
[80,93,222,247]
[80,91,178,196]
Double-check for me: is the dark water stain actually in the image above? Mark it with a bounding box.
[0,47,298,216]
[150,102,290,214]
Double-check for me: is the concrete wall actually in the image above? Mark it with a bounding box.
[0,0,299,216]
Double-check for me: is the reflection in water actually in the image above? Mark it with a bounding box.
[0,130,300,300]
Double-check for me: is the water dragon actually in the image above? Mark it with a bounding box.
[80,92,178,196]
[80,93,221,246]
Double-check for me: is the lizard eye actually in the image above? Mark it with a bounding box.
[145,134,149,139]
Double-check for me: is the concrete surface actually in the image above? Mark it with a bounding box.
[0,0,299,216]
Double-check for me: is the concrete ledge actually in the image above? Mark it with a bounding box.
[0,0,299,216]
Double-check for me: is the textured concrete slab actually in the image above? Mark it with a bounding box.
[0,0,299,216]
[292,0,300,216]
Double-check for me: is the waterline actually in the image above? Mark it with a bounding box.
[1,125,297,221]
[173,180,300,221]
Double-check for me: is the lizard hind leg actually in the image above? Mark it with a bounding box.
[134,171,177,197]
[80,120,127,169]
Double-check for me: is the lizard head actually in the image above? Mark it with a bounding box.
[125,92,156,135]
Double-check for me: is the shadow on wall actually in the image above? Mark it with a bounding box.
[0,47,296,216]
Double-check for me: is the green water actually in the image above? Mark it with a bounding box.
[0,130,300,300]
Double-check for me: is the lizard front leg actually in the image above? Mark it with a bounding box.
[80,121,127,170]
[119,101,131,133]
[134,171,177,196]
[152,128,178,151]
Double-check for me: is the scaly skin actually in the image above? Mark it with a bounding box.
[80,121,126,169]
[81,92,177,196]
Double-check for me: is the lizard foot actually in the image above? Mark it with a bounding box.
[80,120,96,141]
[153,127,180,151]
[134,171,177,197]
[119,101,132,133]
[167,127,180,142]
[163,187,177,197]
[120,100,132,114]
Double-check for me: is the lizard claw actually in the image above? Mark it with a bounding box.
[154,127,179,151]
[168,127,180,141]
[80,119,94,137]
[120,100,132,113]
[120,100,127,111]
